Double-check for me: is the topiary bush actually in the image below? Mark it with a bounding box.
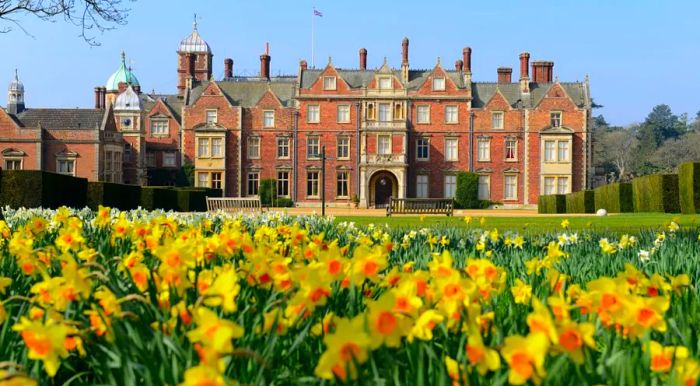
[259,179,277,206]
[0,170,87,209]
[594,182,633,213]
[678,162,700,214]
[455,172,479,209]
[87,182,141,211]
[538,194,566,214]
[566,190,595,213]
[632,174,680,213]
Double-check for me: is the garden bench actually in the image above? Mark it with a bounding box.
[206,197,262,214]
[386,197,454,217]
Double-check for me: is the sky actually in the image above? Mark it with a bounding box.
[1,0,699,126]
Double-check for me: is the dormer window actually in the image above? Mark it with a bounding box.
[432,77,446,91]
[263,110,275,128]
[378,77,392,90]
[206,109,218,125]
[323,76,337,90]
[550,112,562,127]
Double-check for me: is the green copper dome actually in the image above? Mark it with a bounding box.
[105,51,140,91]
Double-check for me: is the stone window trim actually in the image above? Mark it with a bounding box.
[263,110,275,128]
[336,171,350,199]
[432,77,446,91]
[416,137,430,161]
[504,174,518,200]
[542,138,571,164]
[247,137,261,160]
[205,109,218,125]
[550,111,563,128]
[444,138,459,162]
[323,76,337,91]
[504,137,518,162]
[336,104,351,123]
[150,119,170,137]
[336,136,351,160]
[56,151,78,176]
[307,104,321,123]
[307,136,321,159]
[444,105,459,124]
[377,76,393,90]
[4,157,23,170]
[491,111,505,129]
[276,137,290,160]
[415,105,431,124]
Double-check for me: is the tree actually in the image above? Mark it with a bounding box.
[594,127,641,182]
[638,104,682,146]
[650,132,700,173]
[0,0,131,45]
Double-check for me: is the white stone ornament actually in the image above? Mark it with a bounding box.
[596,209,607,217]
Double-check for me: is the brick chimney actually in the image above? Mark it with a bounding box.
[455,59,464,72]
[94,87,101,109]
[519,52,530,93]
[299,59,308,71]
[224,58,233,78]
[401,38,409,82]
[497,67,512,84]
[359,48,367,70]
[531,61,554,83]
[100,87,106,109]
[260,42,271,79]
[463,47,472,73]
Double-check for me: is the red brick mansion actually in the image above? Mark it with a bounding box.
[0,22,593,208]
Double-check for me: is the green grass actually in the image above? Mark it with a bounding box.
[334,213,700,233]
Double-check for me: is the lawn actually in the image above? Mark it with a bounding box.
[334,213,700,233]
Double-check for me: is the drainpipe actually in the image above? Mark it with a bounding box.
[355,102,361,198]
[293,110,299,203]
[468,111,475,172]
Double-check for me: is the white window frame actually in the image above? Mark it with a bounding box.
[550,111,562,128]
[492,111,504,129]
[307,105,320,123]
[263,110,275,128]
[197,172,210,188]
[505,138,517,161]
[323,76,337,90]
[558,141,570,162]
[197,137,210,158]
[307,137,320,159]
[151,119,169,136]
[477,138,491,162]
[416,175,428,198]
[277,137,290,159]
[56,158,76,176]
[211,137,224,158]
[378,135,391,155]
[432,77,446,91]
[211,172,222,190]
[277,171,290,197]
[445,138,458,161]
[336,171,349,198]
[478,175,490,200]
[416,138,429,161]
[247,137,260,159]
[504,175,518,200]
[337,137,350,160]
[4,158,22,170]
[206,109,218,125]
[378,103,392,122]
[337,104,350,123]
[445,105,458,124]
[557,176,570,194]
[416,105,430,124]
[163,152,177,167]
[247,172,260,196]
[444,174,457,198]
[544,176,556,195]
[307,171,320,197]
[378,77,392,90]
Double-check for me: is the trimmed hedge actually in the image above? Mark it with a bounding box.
[87,182,141,210]
[455,172,480,209]
[538,194,566,214]
[632,174,679,213]
[594,182,633,213]
[0,170,87,209]
[140,187,178,211]
[565,190,595,214]
[679,162,700,214]
[176,189,208,212]
[259,179,277,206]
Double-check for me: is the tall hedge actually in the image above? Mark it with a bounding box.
[679,162,700,214]
[455,172,479,209]
[140,187,178,211]
[0,170,87,209]
[87,182,141,210]
[632,174,680,213]
[594,182,633,213]
[566,190,595,213]
[176,189,208,212]
[259,179,277,206]
[538,194,566,214]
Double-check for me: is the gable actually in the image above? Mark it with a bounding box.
[533,83,578,109]
[415,65,460,94]
[307,65,352,93]
[255,89,284,108]
[484,90,512,110]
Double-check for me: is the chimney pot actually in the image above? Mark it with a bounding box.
[94,87,101,109]
[497,67,513,84]
[531,61,554,83]
[463,47,472,73]
[359,48,367,70]
[455,60,464,72]
[224,58,233,78]
[519,52,530,80]
[260,54,271,79]
[401,37,409,65]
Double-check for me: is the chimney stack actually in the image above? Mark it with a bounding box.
[224,58,233,78]
[497,67,512,84]
[100,87,106,109]
[531,61,554,83]
[94,87,101,109]
[300,59,308,71]
[463,47,472,73]
[260,42,271,79]
[401,37,409,65]
[519,52,530,80]
[359,48,367,70]
[455,59,464,72]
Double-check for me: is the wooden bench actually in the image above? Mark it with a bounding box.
[206,197,262,214]
[386,197,454,217]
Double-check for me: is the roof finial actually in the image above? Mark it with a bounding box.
[383,56,388,65]
[120,50,126,63]
[328,56,332,65]
[14,68,18,81]
[437,56,441,66]
[193,13,198,31]
[265,41,269,55]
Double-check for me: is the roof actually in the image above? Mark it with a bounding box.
[178,21,211,53]
[114,86,142,111]
[471,82,588,109]
[299,67,467,90]
[189,78,297,108]
[143,94,183,122]
[106,52,140,91]
[8,70,23,93]
[14,108,107,129]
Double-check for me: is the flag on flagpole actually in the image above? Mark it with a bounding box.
[314,8,323,17]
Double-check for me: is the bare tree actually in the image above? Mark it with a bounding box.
[594,128,641,182]
[0,0,131,45]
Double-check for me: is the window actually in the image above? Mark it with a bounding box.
[247,172,259,196]
[163,152,177,167]
[337,137,350,160]
[492,112,504,129]
[212,138,223,157]
[444,175,457,198]
[478,175,490,200]
[124,143,131,162]
[277,171,290,197]
[550,112,562,127]
[416,138,429,160]
[323,76,337,90]
[206,110,218,125]
[557,177,569,194]
[336,171,349,198]
[416,105,430,124]
[445,106,458,123]
[277,137,290,159]
[151,120,169,136]
[307,105,320,123]
[505,175,517,200]
[307,137,320,159]
[5,159,21,170]
[105,151,113,173]
[263,111,275,128]
[307,171,319,197]
[544,177,556,195]
[337,105,350,123]
[145,152,156,167]
[247,137,260,159]
[378,77,392,90]
[57,159,75,175]
[558,141,570,162]
[477,139,491,162]
[544,140,556,162]
[198,138,210,157]
[432,77,446,91]
[445,139,458,161]
[197,172,209,188]
[505,138,517,161]
[378,103,391,122]
[378,135,391,155]
[211,172,222,189]
[416,175,428,198]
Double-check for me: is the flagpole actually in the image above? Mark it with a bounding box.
[311,7,315,68]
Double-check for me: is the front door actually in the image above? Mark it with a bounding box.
[375,175,393,208]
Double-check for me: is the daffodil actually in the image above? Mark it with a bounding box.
[12,317,69,377]
[501,333,549,385]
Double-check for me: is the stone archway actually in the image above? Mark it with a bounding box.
[368,170,399,208]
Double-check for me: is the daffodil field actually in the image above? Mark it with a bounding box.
[0,207,699,385]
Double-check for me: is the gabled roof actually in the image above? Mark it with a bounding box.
[13,108,107,130]
[300,68,467,90]
[471,82,588,109]
[143,94,184,122]
[189,78,297,108]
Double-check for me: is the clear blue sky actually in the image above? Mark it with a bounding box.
[2,0,699,126]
